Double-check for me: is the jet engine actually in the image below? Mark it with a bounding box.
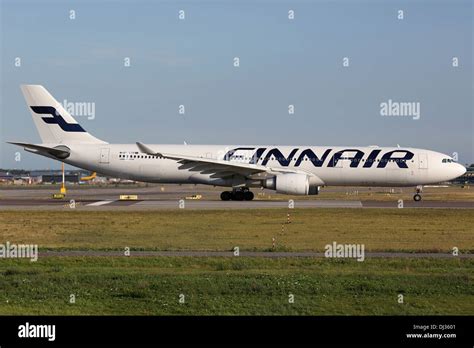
[263,173,323,195]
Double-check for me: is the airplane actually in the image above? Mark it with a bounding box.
[8,85,466,202]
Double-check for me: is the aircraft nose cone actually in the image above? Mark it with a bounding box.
[454,163,466,178]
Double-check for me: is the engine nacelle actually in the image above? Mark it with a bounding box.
[263,173,323,195]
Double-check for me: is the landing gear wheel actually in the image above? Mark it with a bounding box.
[233,191,245,201]
[244,191,254,201]
[413,194,422,202]
[220,191,232,201]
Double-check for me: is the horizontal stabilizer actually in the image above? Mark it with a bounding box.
[8,142,70,159]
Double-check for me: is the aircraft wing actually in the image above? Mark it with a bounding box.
[136,142,311,179]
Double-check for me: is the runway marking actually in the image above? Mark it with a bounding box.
[134,200,363,208]
[37,250,474,258]
[1,199,473,210]
[361,201,474,208]
[108,200,143,206]
[86,200,114,207]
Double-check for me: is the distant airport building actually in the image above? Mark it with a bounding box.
[13,177,32,185]
[1,170,88,184]
[28,170,82,184]
[41,174,80,184]
[0,171,14,183]
[0,171,32,184]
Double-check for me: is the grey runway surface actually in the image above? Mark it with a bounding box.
[38,250,473,258]
[1,185,473,210]
[1,198,473,210]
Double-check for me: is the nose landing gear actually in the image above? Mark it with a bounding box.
[220,188,254,201]
[413,185,423,202]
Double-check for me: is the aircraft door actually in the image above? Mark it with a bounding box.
[418,153,428,169]
[99,148,110,164]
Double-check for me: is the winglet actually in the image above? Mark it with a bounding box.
[136,142,162,157]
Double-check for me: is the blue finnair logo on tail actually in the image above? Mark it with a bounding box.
[30,106,86,132]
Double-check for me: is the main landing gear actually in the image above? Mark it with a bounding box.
[413,185,423,202]
[220,188,254,201]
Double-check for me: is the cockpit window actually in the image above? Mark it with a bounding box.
[442,158,454,163]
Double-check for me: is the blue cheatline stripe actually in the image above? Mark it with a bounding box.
[30,106,86,132]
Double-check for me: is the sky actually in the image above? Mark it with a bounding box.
[0,0,472,169]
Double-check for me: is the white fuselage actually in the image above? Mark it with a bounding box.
[56,144,465,188]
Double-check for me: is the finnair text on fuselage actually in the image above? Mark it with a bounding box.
[220,147,414,168]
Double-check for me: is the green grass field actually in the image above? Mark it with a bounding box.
[0,257,472,315]
[0,209,472,252]
[1,208,472,315]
